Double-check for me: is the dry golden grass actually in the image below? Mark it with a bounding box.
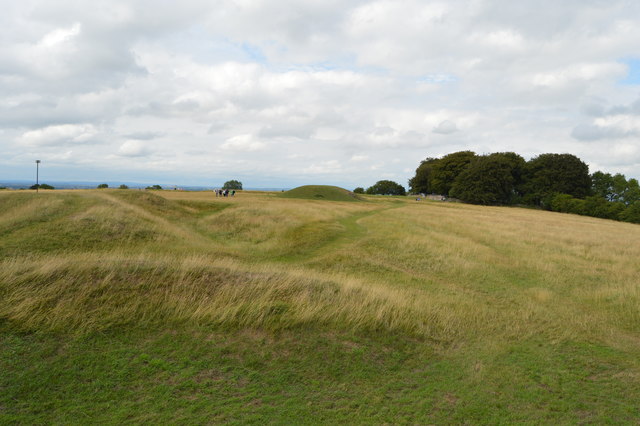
[1,190,640,353]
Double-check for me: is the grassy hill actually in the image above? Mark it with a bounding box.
[280,185,361,202]
[2,189,640,423]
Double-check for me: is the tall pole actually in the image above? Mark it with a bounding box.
[36,160,40,192]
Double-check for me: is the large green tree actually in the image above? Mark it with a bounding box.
[408,157,439,194]
[590,171,640,206]
[521,153,591,207]
[591,171,615,201]
[625,178,640,205]
[449,152,525,205]
[223,180,243,190]
[366,180,406,196]
[430,151,476,196]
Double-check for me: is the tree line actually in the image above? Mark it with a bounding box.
[407,151,640,224]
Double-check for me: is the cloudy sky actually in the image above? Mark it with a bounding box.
[1,0,639,188]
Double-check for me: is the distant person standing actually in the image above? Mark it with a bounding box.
[231,190,235,197]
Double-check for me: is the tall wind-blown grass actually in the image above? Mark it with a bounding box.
[2,189,640,350]
[0,253,490,341]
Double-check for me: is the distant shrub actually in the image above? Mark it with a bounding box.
[550,193,586,215]
[30,183,54,190]
[582,196,627,220]
[620,201,640,223]
[146,185,162,190]
[353,187,365,194]
[550,194,573,213]
[118,184,129,189]
[607,202,627,220]
[97,183,109,189]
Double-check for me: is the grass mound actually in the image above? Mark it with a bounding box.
[280,185,361,202]
[0,254,455,338]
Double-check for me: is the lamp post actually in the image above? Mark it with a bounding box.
[35,160,40,192]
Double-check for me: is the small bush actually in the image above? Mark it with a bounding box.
[620,201,640,223]
[30,183,54,190]
[97,184,109,189]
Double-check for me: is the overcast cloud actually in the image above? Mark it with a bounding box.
[1,0,639,188]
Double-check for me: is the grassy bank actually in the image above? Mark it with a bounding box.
[1,189,640,423]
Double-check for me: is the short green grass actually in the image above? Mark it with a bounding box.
[1,189,640,423]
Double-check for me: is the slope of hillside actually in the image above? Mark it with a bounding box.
[1,189,640,423]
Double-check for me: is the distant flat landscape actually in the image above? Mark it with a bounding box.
[0,180,289,192]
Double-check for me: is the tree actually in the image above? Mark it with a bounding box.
[30,183,54,190]
[118,184,129,189]
[550,193,575,213]
[620,201,640,223]
[146,185,162,190]
[366,180,406,196]
[449,152,525,205]
[223,180,243,190]
[520,153,591,208]
[353,187,365,194]
[430,151,476,196]
[591,171,615,201]
[584,195,619,219]
[590,171,640,207]
[97,183,109,189]
[625,178,640,205]
[408,157,439,194]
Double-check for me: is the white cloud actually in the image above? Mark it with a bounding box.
[2,0,640,186]
[572,96,640,142]
[39,22,81,47]
[118,140,150,157]
[221,134,266,152]
[350,154,369,162]
[18,124,98,146]
[433,120,458,135]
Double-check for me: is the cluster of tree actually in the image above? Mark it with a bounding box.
[29,183,54,190]
[408,151,640,224]
[356,180,406,196]
[146,184,163,190]
[222,180,243,190]
[98,183,129,189]
[550,194,640,223]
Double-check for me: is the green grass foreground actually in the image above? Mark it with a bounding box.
[1,189,640,423]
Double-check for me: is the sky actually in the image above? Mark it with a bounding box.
[1,0,640,189]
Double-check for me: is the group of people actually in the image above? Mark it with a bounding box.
[214,188,235,197]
